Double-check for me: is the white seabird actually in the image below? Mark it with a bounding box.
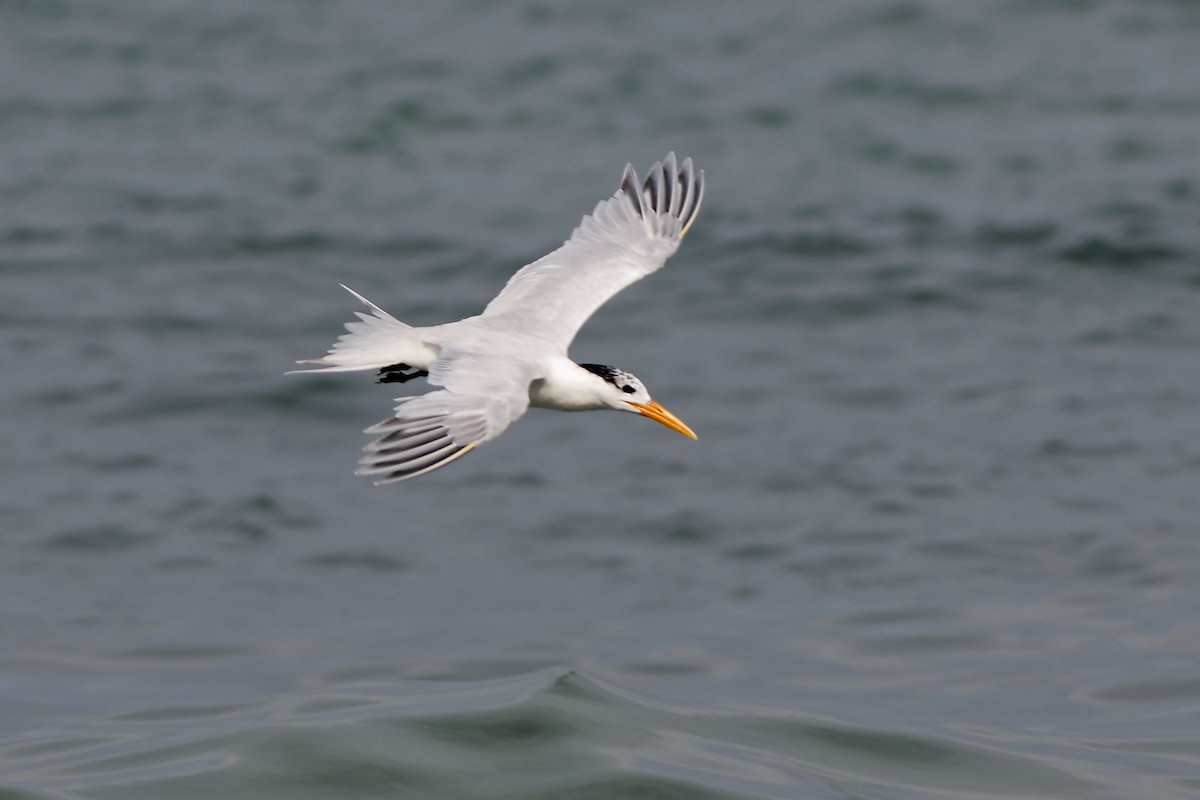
[291,153,705,483]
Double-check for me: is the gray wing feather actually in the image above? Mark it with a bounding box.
[356,353,534,484]
[480,153,704,352]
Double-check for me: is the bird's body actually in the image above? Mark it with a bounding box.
[291,153,704,483]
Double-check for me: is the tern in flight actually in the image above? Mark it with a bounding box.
[291,153,705,483]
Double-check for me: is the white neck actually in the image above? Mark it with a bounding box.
[528,358,617,411]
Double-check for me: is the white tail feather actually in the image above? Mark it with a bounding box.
[288,285,433,374]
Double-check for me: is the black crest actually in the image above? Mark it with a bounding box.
[580,363,639,394]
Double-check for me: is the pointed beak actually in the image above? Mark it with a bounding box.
[631,400,698,440]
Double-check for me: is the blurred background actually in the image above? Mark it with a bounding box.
[3,1,1200,797]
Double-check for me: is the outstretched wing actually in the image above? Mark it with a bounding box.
[355,352,535,484]
[480,152,704,353]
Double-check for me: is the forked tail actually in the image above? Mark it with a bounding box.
[288,285,431,374]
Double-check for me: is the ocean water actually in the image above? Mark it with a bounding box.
[3,1,1200,797]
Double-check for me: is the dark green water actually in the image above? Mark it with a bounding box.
[3,1,1200,797]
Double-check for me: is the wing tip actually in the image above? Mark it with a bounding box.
[619,162,643,216]
[620,153,705,238]
[363,442,477,484]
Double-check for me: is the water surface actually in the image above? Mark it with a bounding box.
[3,1,1200,797]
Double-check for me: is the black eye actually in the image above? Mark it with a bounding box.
[621,384,636,394]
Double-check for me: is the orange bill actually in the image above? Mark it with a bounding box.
[632,400,698,440]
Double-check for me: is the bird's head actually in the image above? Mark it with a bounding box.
[579,363,697,440]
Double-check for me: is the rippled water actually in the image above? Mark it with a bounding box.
[4,1,1200,797]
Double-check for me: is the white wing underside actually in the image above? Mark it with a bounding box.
[356,352,536,484]
[480,152,704,352]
